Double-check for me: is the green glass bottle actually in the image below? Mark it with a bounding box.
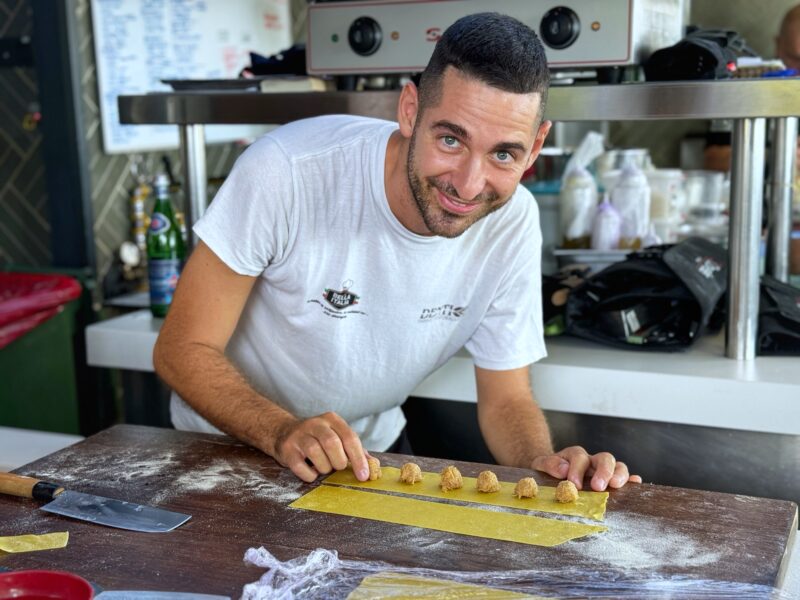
[147,174,186,318]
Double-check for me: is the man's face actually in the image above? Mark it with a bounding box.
[404,68,550,238]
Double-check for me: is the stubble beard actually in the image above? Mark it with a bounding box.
[406,129,504,239]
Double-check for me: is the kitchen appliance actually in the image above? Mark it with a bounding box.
[307,0,687,75]
[0,472,191,533]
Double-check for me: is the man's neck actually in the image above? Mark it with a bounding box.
[383,130,430,236]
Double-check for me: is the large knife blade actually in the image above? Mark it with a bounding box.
[0,472,191,533]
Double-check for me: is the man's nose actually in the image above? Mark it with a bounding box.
[452,156,487,201]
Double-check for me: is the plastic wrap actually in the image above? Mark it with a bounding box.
[240,546,794,600]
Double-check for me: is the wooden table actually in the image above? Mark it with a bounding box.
[0,425,796,597]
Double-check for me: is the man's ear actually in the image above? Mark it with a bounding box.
[525,120,553,171]
[397,81,420,139]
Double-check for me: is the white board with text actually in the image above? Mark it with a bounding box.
[91,0,291,153]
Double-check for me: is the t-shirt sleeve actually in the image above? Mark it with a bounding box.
[193,136,295,276]
[465,202,547,370]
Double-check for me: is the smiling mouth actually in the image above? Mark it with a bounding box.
[435,189,481,216]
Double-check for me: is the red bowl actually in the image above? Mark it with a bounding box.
[0,570,93,599]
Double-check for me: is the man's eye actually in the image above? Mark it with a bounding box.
[496,150,512,162]
[442,136,458,147]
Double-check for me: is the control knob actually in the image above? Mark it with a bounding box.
[348,17,382,56]
[540,7,580,50]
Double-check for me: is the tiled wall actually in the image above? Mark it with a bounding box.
[0,0,243,282]
[0,0,50,267]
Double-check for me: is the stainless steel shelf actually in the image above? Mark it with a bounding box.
[119,91,400,125]
[119,79,800,125]
[116,78,800,361]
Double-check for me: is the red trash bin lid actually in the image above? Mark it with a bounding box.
[0,273,82,349]
[0,272,82,328]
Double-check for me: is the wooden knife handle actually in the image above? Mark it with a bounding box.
[0,472,64,501]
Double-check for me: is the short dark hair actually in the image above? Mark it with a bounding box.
[418,12,550,119]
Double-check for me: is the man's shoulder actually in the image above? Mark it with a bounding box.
[454,183,540,260]
[490,183,540,231]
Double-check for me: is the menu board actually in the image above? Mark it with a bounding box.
[91,0,292,154]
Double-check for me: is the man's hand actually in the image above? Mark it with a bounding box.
[532,446,642,491]
[271,411,370,483]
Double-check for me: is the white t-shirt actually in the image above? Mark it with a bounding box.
[170,115,547,451]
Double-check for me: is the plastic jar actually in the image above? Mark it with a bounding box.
[647,169,685,244]
[559,166,598,248]
[610,164,651,249]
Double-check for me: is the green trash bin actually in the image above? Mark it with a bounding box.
[0,273,82,434]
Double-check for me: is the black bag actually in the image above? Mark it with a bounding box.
[758,275,800,355]
[643,28,751,81]
[565,238,728,351]
[541,265,592,336]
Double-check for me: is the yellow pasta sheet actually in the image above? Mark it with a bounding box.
[347,572,546,599]
[290,485,606,547]
[324,467,608,521]
[0,532,69,553]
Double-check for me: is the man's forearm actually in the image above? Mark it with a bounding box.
[153,339,295,456]
[477,393,554,468]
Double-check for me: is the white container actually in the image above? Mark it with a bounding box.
[647,169,686,221]
[684,170,725,211]
[559,166,598,248]
[596,148,653,182]
[610,164,651,249]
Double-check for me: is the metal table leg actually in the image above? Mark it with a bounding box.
[767,117,797,282]
[726,118,766,360]
[179,124,207,250]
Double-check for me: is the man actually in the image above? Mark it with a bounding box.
[154,13,641,491]
[777,4,800,71]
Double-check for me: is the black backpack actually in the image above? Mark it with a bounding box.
[565,238,728,351]
[758,275,800,355]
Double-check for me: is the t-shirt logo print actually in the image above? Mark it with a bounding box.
[419,304,466,322]
[307,279,366,319]
[323,280,360,310]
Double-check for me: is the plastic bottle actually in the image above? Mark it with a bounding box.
[611,164,651,249]
[590,194,622,250]
[559,166,598,249]
[147,174,186,318]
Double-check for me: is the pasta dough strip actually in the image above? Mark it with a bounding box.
[290,485,607,547]
[324,467,608,521]
[347,572,545,599]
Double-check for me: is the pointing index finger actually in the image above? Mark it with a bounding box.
[330,420,369,481]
